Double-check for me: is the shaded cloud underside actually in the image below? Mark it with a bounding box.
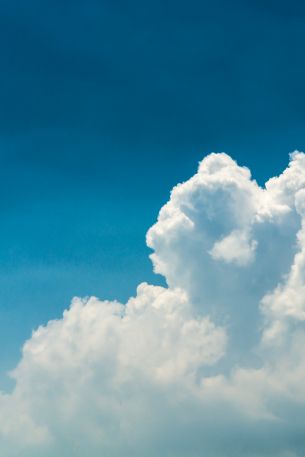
[2,152,305,456]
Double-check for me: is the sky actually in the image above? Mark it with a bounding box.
[1,1,305,455]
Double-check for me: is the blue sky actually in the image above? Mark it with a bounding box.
[2,3,305,455]
[1,0,305,389]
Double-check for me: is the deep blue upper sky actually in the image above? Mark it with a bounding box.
[1,0,305,387]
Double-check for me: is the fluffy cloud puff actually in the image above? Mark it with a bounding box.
[2,152,305,456]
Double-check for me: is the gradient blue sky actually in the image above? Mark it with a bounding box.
[1,0,305,387]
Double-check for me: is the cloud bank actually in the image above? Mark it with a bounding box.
[2,152,305,456]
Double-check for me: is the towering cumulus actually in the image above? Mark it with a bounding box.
[2,152,305,457]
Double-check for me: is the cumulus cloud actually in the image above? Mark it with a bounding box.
[2,152,305,456]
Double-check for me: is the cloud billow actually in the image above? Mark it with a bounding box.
[2,152,305,456]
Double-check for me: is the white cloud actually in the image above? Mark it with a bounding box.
[209,229,257,265]
[2,152,305,456]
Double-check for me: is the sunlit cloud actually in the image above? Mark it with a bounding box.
[2,152,305,456]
